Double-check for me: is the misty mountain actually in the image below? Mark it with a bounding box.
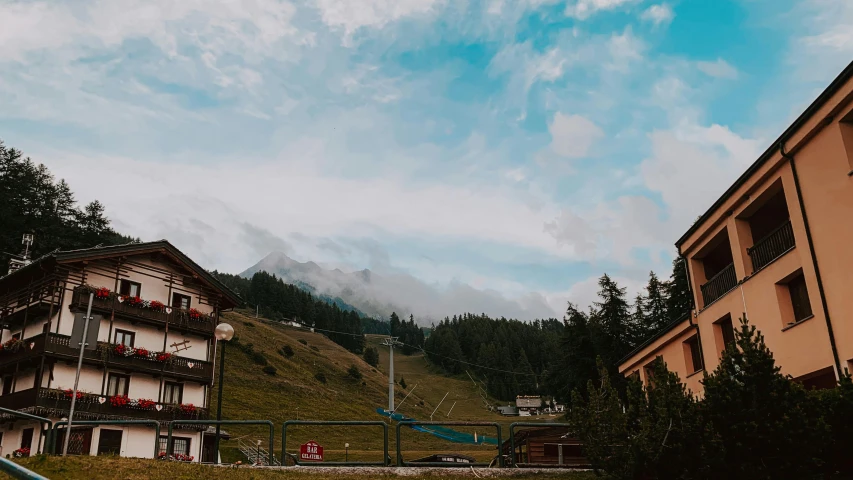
[239,252,559,325]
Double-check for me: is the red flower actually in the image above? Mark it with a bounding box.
[179,403,196,415]
[173,453,194,462]
[114,343,128,356]
[125,296,144,307]
[137,398,156,409]
[13,447,30,458]
[64,389,83,400]
[148,300,165,312]
[135,347,150,358]
[187,308,203,320]
[110,395,129,407]
[155,352,172,362]
[95,287,111,299]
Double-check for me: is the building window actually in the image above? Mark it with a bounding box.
[788,273,813,323]
[106,373,130,397]
[841,115,853,171]
[11,332,21,341]
[119,280,141,298]
[2,375,13,396]
[684,336,704,374]
[171,293,191,310]
[114,329,135,347]
[715,315,736,352]
[159,436,191,456]
[163,382,183,404]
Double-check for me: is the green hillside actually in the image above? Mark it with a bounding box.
[211,311,540,464]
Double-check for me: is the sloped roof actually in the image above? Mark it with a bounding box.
[1,240,241,308]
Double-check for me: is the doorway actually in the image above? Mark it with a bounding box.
[54,427,94,455]
[96,429,123,456]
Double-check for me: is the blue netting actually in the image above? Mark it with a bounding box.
[376,408,497,445]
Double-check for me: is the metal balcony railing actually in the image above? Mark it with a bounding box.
[748,220,795,272]
[700,263,737,306]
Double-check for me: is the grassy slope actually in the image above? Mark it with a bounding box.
[212,312,557,464]
[16,456,596,480]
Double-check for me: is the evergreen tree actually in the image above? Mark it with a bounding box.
[363,347,379,367]
[644,271,669,333]
[666,256,692,321]
[589,274,631,378]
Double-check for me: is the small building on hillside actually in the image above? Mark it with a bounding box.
[515,395,542,415]
[496,405,518,416]
[501,426,588,468]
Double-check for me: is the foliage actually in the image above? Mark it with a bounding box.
[346,365,362,381]
[0,139,138,270]
[230,338,268,366]
[209,271,365,354]
[314,372,327,384]
[280,345,294,358]
[298,339,308,346]
[390,313,426,355]
[262,365,277,376]
[363,346,379,367]
[399,377,407,389]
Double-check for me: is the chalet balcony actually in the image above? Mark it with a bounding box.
[700,263,737,306]
[0,387,209,423]
[70,287,215,336]
[0,333,213,383]
[747,220,795,272]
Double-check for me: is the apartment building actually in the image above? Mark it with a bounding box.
[620,60,853,395]
[0,241,239,461]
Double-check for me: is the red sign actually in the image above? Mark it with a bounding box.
[299,441,324,462]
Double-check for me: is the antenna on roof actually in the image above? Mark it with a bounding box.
[7,233,34,275]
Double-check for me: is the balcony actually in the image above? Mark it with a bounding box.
[747,220,795,272]
[0,333,213,382]
[700,263,737,306]
[70,288,215,336]
[0,387,209,422]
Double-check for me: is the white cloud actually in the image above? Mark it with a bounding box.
[696,58,739,79]
[565,0,637,20]
[313,0,444,41]
[607,27,644,72]
[489,42,573,119]
[548,112,605,158]
[788,0,853,82]
[640,4,674,26]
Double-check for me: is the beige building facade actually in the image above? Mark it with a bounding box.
[620,60,853,394]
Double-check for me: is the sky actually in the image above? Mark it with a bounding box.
[1,0,851,320]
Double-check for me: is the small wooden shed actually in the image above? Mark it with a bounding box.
[501,426,589,468]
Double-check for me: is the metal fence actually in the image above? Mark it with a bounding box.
[168,420,275,465]
[507,422,585,468]
[396,421,502,468]
[281,420,389,466]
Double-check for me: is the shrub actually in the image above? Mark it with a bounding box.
[363,347,379,367]
[310,345,320,352]
[314,372,327,384]
[298,339,308,345]
[399,377,407,389]
[347,365,362,381]
[242,321,255,328]
[262,365,277,376]
[280,345,294,358]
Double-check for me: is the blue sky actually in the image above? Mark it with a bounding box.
[1,0,851,319]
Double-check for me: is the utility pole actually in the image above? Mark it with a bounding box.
[63,293,94,456]
[381,336,402,413]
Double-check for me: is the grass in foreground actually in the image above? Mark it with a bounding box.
[14,456,597,480]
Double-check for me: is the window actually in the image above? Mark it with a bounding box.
[159,436,190,456]
[163,382,183,404]
[171,293,191,310]
[114,330,135,347]
[788,274,813,322]
[11,332,21,341]
[684,336,704,374]
[96,429,123,456]
[20,428,33,451]
[119,280,141,298]
[2,375,13,395]
[715,315,736,351]
[106,373,130,397]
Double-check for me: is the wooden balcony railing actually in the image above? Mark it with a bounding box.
[700,263,737,306]
[70,288,216,336]
[0,388,209,422]
[0,333,213,382]
[747,220,795,272]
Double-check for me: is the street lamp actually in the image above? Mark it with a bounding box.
[213,322,234,465]
[345,443,349,462]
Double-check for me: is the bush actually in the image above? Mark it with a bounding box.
[399,377,407,389]
[298,339,308,345]
[262,365,277,376]
[242,321,255,328]
[314,372,327,384]
[310,346,319,352]
[280,345,294,358]
[363,347,380,367]
[347,365,362,381]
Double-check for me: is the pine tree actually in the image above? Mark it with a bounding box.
[665,256,692,321]
[363,347,379,367]
[644,271,669,332]
[589,274,631,376]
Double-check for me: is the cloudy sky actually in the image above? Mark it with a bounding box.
[1,0,851,319]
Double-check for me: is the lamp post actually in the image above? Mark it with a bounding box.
[213,322,234,465]
[345,443,349,462]
[256,440,262,466]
